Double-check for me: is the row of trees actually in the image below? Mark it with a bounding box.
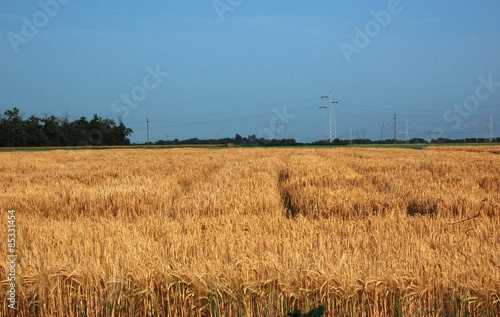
[0,108,132,147]
[155,136,499,147]
[154,134,298,146]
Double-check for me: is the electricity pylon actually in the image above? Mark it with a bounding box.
[320,85,338,142]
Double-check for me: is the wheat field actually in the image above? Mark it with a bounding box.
[0,146,499,316]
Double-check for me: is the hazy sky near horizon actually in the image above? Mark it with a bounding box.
[1,1,500,142]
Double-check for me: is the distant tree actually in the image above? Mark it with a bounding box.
[1,108,26,146]
[0,108,133,147]
[25,115,48,146]
[113,120,133,145]
[409,138,428,144]
[234,134,243,144]
[41,115,61,146]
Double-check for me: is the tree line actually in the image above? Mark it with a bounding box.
[0,108,133,147]
[154,134,299,146]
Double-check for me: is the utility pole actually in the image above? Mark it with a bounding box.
[393,114,397,145]
[490,115,494,142]
[464,122,468,143]
[349,128,354,145]
[320,85,338,142]
[147,118,149,145]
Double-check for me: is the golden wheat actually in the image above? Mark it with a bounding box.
[0,147,499,316]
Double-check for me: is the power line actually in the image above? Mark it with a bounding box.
[338,100,500,116]
[126,97,319,125]
[140,104,319,131]
[334,82,487,91]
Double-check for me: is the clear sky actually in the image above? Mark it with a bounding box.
[1,0,500,142]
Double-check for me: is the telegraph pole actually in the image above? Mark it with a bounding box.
[147,118,149,145]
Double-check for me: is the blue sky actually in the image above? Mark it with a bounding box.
[1,0,500,142]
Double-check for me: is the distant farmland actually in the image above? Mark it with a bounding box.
[1,147,499,316]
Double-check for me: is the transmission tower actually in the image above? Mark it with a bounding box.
[210,130,220,140]
[274,121,287,139]
[470,122,479,142]
[379,119,393,141]
[320,85,338,142]
[427,131,441,142]
[398,121,410,144]
[164,132,175,140]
